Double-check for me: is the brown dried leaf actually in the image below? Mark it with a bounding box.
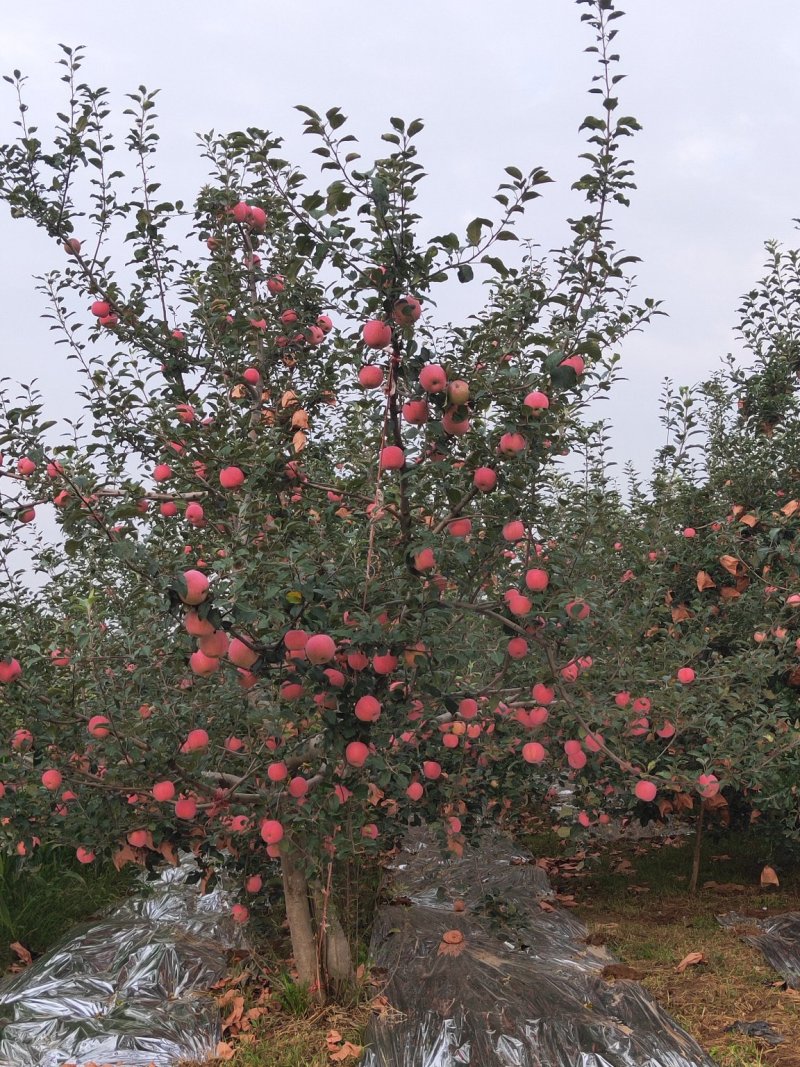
[719,586,741,600]
[9,941,32,966]
[447,835,464,858]
[222,994,245,1031]
[760,864,780,888]
[331,1042,363,1062]
[158,840,179,866]
[112,843,145,870]
[696,570,716,591]
[292,430,307,454]
[675,951,706,973]
[701,881,746,893]
[719,554,742,576]
[370,994,392,1015]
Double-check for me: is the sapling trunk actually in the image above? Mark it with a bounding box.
[688,800,705,895]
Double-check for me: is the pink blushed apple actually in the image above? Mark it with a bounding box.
[362,320,392,348]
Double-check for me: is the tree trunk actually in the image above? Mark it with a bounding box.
[280,848,323,1001]
[312,883,355,994]
[688,800,705,895]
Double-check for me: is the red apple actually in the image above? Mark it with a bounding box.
[522,742,546,764]
[181,728,209,752]
[393,295,422,325]
[355,695,381,722]
[380,446,405,471]
[523,390,549,413]
[402,399,428,424]
[346,741,369,767]
[525,568,549,593]
[152,781,176,802]
[634,780,657,803]
[305,634,336,664]
[359,365,384,388]
[473,467,497,492]
[228,638,258,668]
[363,320,392,348]
[41,769,62,791]
[498,432,526,456]
[419,364,447,393]
[219,466,245,489]
[180,569,209,605]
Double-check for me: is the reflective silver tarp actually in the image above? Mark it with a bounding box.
[718,911,800,989]
[0,858,241,1066]
[363,831,717,1067]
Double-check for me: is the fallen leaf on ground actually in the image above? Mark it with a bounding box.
[331,1041,363,1062]
[9,942,31,966]
[216,1041,236,1060]
[675,951,706,973]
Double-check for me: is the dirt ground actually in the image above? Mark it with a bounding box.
[532,827,800,1067]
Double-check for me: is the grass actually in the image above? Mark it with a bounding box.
[0,846,134,969]
[521,823,800,1067]
[221,1007,370,1067]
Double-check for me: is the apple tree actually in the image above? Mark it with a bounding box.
[0,0,711,994]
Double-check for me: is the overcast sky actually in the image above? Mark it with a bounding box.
[0,1,798,476]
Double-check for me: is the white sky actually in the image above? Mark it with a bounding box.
[0,1,798,475]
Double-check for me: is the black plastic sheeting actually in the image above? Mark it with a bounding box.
[363,831,717,1067]
[718,911,800,989]
[0,858,242,1066]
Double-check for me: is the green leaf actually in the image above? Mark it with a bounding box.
[466,217,492,246]
[456,264,474,283]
